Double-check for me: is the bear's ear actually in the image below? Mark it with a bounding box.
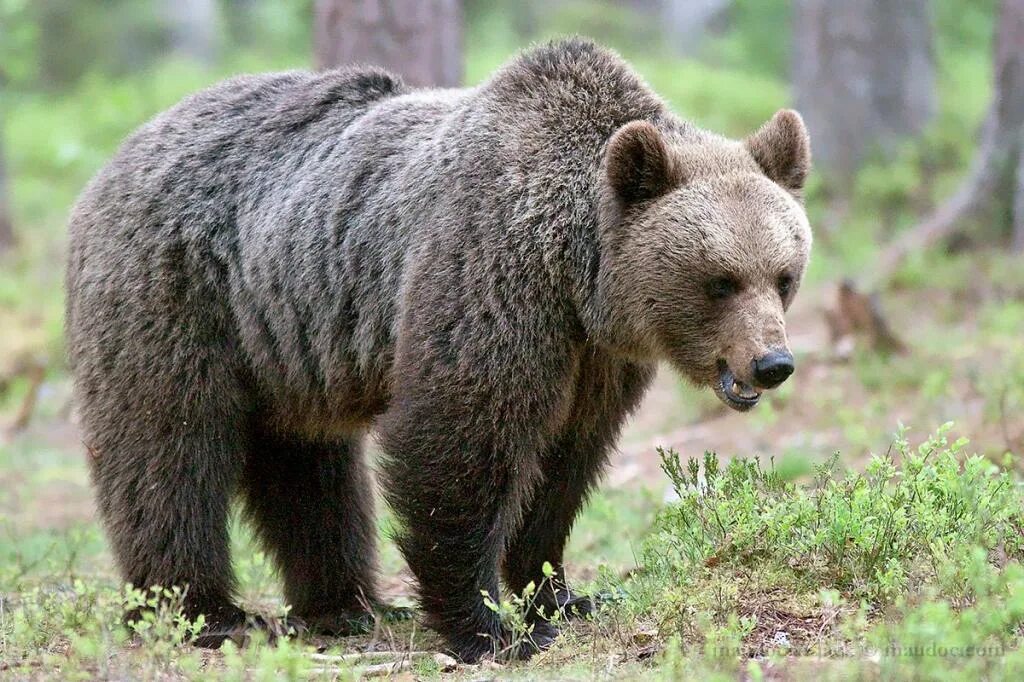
[745,109,811,196]
[605,120,684,204]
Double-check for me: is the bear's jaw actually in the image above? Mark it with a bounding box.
[715,362,762,411]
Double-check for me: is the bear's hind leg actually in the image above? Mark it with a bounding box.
[241,431,382,635]
[87,409,249,646]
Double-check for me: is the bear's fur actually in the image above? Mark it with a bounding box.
[66,39,811,661]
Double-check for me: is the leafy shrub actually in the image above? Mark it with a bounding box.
[629,424,1024,658]
[871,558,1024,679]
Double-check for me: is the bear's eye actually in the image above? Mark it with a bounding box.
[777,274,794,298]
[705,276,740,301]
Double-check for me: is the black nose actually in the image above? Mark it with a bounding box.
[752,351,794,389]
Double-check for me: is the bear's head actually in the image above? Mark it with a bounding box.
[596,109,812,411]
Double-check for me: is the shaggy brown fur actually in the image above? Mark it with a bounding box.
[65,39,811,662]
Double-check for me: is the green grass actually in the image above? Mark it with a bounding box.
[5,424,1024,679]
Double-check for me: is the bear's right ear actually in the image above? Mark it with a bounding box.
[605,120,684,204]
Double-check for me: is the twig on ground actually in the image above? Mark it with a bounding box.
[249,651,457,678]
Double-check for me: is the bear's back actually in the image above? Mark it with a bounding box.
[68,66,407,244]
[65,67,408,307]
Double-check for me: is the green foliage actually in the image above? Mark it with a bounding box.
[628,424,1024,664]
[123,586,207,668]
[3,583,208,679]
[636,57,787,138]
[1,0,312,90]
[2,582,333,679]
[0,0,41,87]
[481,561,567,660]
[230,515,286,610]
[221,0,314,64]
[979,304,1024,452]
[544,1,664,52]
[871,562,1024,679]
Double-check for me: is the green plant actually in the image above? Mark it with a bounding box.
[626,424,1024,663]
[481,560,567,660]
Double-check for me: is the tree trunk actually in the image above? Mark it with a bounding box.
[164,0,220,64]
[793,0,935,186]
[829,0,1024,354]
[314,0,463,88]
[875,0,1024,280]
[1014,130,1024,252]
[0,126,13,255]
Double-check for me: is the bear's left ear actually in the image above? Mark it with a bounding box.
[745,109,811,196]
[605,120,685,204]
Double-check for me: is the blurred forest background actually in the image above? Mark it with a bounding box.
[2,0,1022,468]
[2,1,1024,677]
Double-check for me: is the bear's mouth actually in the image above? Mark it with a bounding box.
[715,361,761,412]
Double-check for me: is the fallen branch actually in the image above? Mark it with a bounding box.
[272,651,459,677]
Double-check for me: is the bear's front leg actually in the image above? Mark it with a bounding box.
[377,317,577,661]
[503,355,654,624]
[378,396,560,662]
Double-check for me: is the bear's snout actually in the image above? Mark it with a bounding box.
[752,350,795,389]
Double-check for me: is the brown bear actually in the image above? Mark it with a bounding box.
[65,39,811,661]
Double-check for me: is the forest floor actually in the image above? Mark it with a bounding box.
[2,250,1024,680]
